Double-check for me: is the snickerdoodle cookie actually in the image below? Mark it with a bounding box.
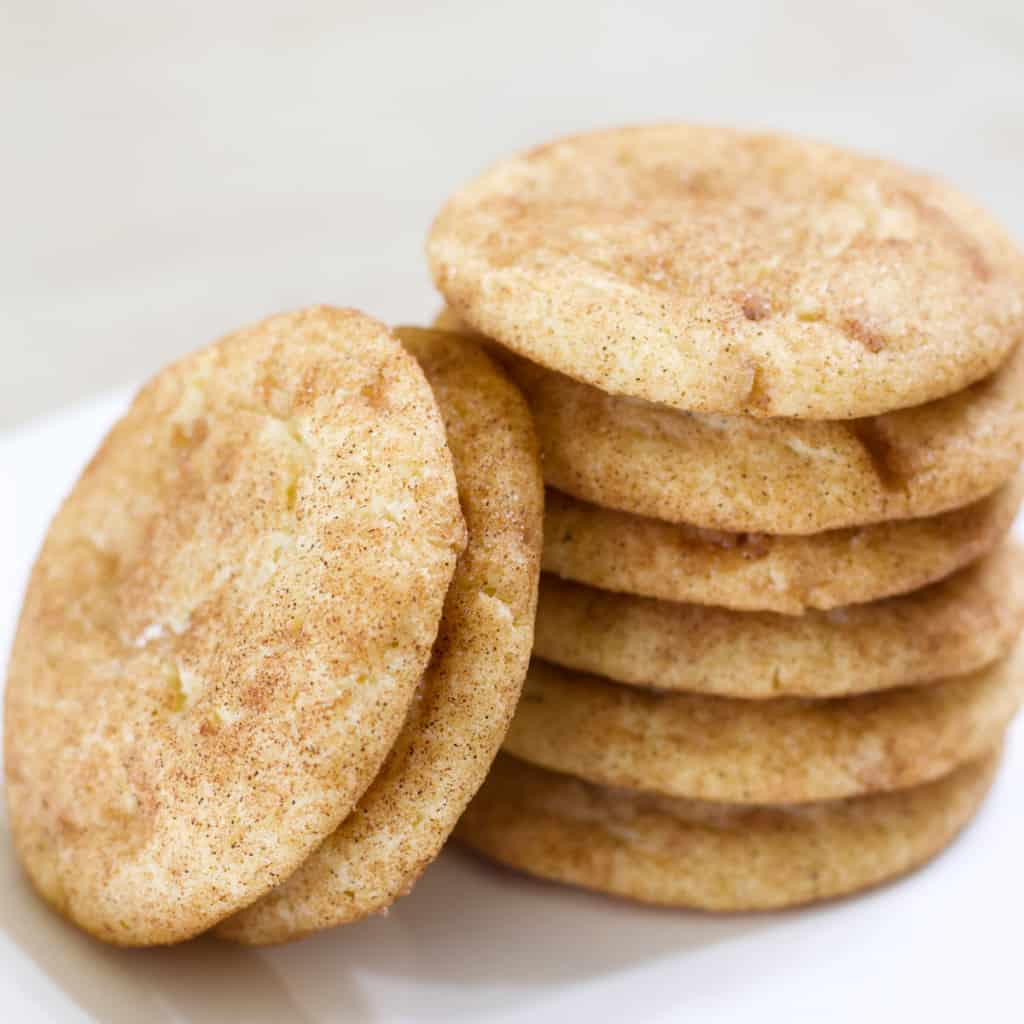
[456,752,1000,910]
[541,480,1022,613]
[504,653,1022,803]
[4,308,465,946]
[429,125,1024,420]
[533,548,1024,698]
[218,328,543,944]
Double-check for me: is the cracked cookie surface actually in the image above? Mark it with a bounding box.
[429,124,1024,420]
[449,319,1024,534]
[3,307,465,945]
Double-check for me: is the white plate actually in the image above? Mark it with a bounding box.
[2,392,1021,1024]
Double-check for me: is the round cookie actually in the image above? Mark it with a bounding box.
[217,328,544,944]
[542,480,1023,614]
[3,307,466,946]
[456,752,1000,911]
[496,340,1024,534]
[435,308,1024,534]
[534,547,1024,698]
[505,653,1023,803]
[429,124,1024,420]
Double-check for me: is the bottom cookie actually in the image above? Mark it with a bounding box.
[456,752,999,911]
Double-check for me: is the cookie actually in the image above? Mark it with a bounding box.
[456,752,999,911]
[429,124,1024,420]
[542,480,1022,614]
[504,653,1023,803]
[534,548,1024,698]
[487,336,1024,535]
[217,328,544,944]
[3,307,466,946]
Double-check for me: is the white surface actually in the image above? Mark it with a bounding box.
[1,394,1023,1023]
[4,0,1024,428]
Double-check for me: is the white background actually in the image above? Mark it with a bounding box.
[3,0,1024,427]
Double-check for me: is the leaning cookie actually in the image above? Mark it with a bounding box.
[541,480,1022,614]
[456,752,1000,911]
[3,308,465,946]
[534,547,1024,698]
[504,652,1023,804]
[216,328,544,944]
[430,124,1024,420]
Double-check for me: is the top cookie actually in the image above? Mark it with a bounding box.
[429,124,1024,419]
[3,307,465,946]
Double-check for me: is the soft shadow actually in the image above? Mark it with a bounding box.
[2,803,772,1024]
[270,845,773,1022]
[0,820,372,1023]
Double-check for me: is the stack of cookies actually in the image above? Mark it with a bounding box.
[429,124,1024,909]
[7,126,1024,947]
[4,310,544,945]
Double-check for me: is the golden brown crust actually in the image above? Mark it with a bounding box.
[504,654,1023,803]
[456,752,999,911]
[429,124,1024,420]
[534,547,1024,698]
[217,329,544,944]
[542,481,1022,614]
[3,307,465,946]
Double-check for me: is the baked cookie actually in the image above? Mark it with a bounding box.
[493,338,1024,534]
[456,752,999,911]
[504,653,1023,803]
[534,548,1024,698]
[217,328,544,944]
[3,308,466,946]
[429,124,1024,420]
[542,480,1022,614]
